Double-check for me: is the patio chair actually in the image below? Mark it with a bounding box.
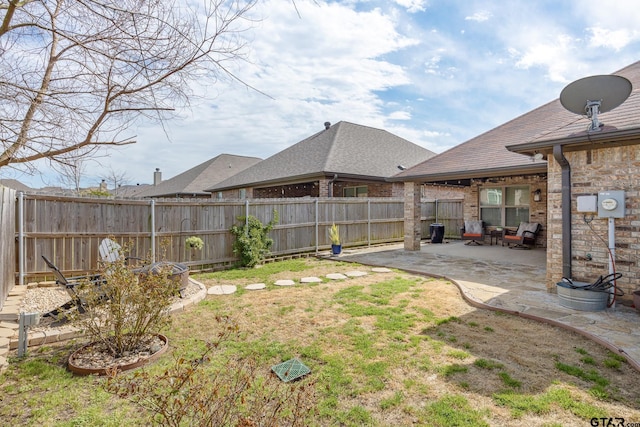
[41,255,106,320]
[502,222,542,249]
[99,238,145,266]
[460,220,484,245]
[99,238,188,298]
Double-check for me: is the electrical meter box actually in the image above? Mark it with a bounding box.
[577,195,598,212]
[598,190,625,218]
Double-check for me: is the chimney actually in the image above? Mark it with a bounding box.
[153,168,162,186]
[99,179,107,191]
[324,121,331,130]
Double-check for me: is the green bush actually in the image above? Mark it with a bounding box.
[71,244,177,357]
[230,211,279,267]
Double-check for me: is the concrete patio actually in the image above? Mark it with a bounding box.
[337,240,640,371]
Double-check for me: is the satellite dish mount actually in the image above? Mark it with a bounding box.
[585,99,603,131]
[560,74,632,132]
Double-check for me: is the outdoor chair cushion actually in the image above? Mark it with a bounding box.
[464,220,483,235]
[515,222,540,236]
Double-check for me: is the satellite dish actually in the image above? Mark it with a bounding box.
[560,75,632,132]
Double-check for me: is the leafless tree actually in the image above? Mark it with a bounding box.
[100,167,131,196]
[0,0,258,173]
[54,157,88,194]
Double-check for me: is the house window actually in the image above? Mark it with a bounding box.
[479,186,530,227]
[239,188,246,199]
[343,186,368,197]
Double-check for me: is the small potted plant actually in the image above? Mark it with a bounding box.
[185,236,204,250]
[329,223,341,255]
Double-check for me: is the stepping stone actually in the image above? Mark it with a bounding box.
[345,271,368,278]
[245,283,266,291]
[274,279,295,287]
[300,277,322,283]
[326,273,348,280]
[371,267,392,273]
[207,285,237,295]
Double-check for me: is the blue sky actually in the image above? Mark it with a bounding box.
[4,0,640,189]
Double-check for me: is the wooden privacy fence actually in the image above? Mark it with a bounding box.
[11,194,463,285]
[0,186,16,310]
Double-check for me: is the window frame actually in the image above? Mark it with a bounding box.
[343,185,368,197]
[479,185,531,227]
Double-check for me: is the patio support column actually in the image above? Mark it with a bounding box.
[404,181,421,251]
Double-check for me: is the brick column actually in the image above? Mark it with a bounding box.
[404,182,421,251]
[318,178,329,197]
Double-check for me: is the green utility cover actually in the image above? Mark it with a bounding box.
[271,358,311,382]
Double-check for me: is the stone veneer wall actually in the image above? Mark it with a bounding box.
[547,145,640,304]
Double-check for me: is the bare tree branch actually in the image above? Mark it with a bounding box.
[0,0,259,170]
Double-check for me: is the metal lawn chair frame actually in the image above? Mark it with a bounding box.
[41,255,106,319]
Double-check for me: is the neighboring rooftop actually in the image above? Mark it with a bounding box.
[136,154,262,198]
[208,121,436,191]
[0,179,32,192]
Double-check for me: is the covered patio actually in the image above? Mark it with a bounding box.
[338,241,640,371]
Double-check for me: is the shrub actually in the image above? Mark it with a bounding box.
[105,317,317,426]
[230,211,279,267]
[185,236,204,250]
[329,223,340,245]
[71,246,178,357]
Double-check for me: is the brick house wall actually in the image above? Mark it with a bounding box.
[547,145,640,305]
[462,174,547,244]
[422,184,465,200]
[238,180,405,199]
[215,180,404,199]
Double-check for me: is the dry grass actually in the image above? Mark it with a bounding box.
[179,258,640,426]
[2,257,639,426]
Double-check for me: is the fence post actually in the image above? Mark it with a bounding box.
[245,200,249,235]
[315,199,319,254]
[367,199,371,247]
[18,191,24,286]
[150,199,156,261]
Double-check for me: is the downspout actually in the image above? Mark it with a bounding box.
[553,144,572,279]
[327,174,338,197]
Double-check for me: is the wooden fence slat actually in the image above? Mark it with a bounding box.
[0,186,16,309]
[7,195,463,283]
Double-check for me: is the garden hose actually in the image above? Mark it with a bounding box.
[560,273,624,296]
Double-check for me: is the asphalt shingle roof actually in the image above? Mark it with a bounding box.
[0,179,32,192]
[137,154,261,198]
[394,60,640,182]
[208,121,436,191]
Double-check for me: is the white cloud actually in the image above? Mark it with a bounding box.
[392,0,428,13]
[587,27,637,51]
[465,11,492,22]
[5,0,640,189]
[388,110,411,120]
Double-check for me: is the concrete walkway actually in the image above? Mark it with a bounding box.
[336,240,640,371]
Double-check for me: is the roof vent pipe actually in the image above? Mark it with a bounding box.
[324,122,331,130]
[553,144,572,279]
[328,173,338,197]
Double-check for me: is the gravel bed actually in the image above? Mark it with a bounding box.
[19,280,203,330]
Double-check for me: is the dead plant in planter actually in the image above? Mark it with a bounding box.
[70,247,178,361]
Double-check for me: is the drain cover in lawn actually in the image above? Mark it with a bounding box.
[271,358,311,382]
